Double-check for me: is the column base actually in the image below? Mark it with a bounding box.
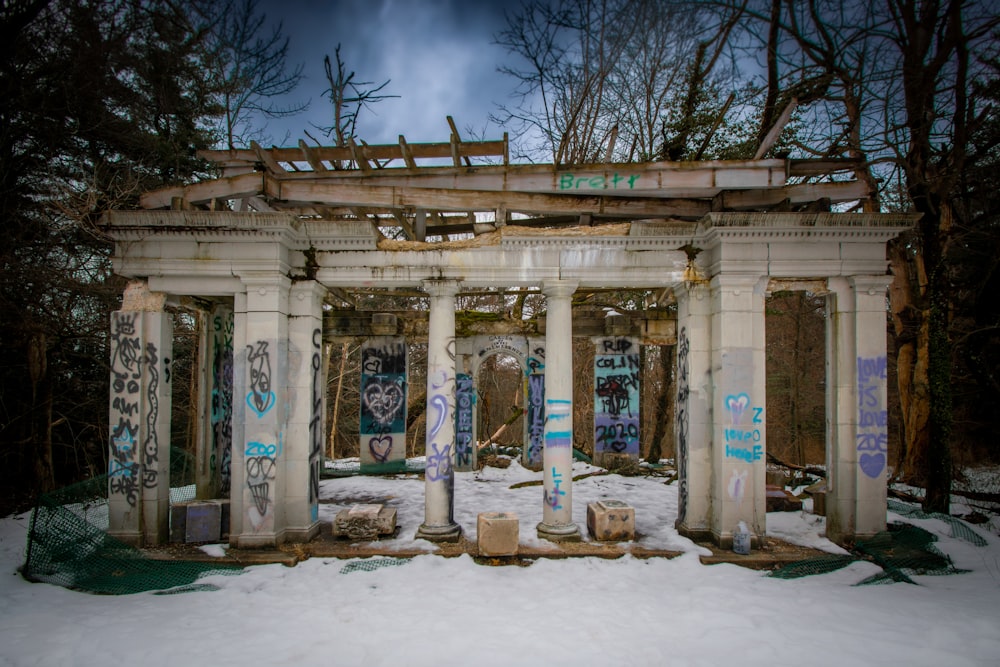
[536,521,582,543]
[416,522,463,543]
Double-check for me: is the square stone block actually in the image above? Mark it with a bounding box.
[169,502,189,543]
[587,500,635,541]
[478,512,519,556]
[333,504,397,541]
[185,501,222,543]
[217,499,231,538]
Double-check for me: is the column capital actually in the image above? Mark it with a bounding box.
[709,273,767,294]
[289,280,327,316]
[120,279,168,312]
[848,274,893,295]
[421,278,462,298]
[541,279,579,299]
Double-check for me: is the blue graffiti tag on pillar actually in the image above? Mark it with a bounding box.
[246,341,275,417]
[545,467,565,510]
[526,374,546,465]
[722,392,764,462]
[359,337,408,466]
[455,374,474,468]
[594,337,640,456]
[857,356,888,478]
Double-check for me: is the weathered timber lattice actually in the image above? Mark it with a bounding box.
[101,135,915,550]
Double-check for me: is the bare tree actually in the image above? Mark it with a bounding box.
[494,0,746,164]
[732,0,999,509]
[202,0,306,149]
[317,44,396,147]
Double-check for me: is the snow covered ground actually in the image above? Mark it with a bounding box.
[2,459,999,667]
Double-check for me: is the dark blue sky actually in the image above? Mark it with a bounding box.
[256,0,518,147]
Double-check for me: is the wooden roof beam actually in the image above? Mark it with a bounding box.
[348,137,371,172]
[447,116,472,167]
[391,209,416,240]
[398,135,417,169]
[251,140,286,174]
[298,140,329,172]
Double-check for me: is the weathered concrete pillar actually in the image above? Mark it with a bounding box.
[228,292,248,544]
[233,274,290,547]
[709,274,768,548]
[108,280,172,546]
[826,276,892,544]
[285,281,326,541]
[674,282,713,541]
[537,280,582,542]
[593,336,640,467]
[210,304,235,497]
[416,279,462,542]
[194,304,235,501]
[194,309,215,500]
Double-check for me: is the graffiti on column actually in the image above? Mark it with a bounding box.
[455,374,474,469]
[857,356,888,478]
[141,342,162,491]
[676,328,689,525]
[245,440,278,532]
[526,373,546,467]
[359,337,407,467]
[308,328,323,521]
[722,392,763,462]
[594,337,640,457]
[212,311,234,495]
[246,341,275,417]
[544,467,565,510]
[109,313,142,507]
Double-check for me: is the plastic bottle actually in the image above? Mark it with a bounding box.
[733,520,751,555]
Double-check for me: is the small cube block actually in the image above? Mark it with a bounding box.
[587,500,635,541]
[169,502,189,543]
[334,504,396,540]
[477,511,519,556]
[185,501,222,543]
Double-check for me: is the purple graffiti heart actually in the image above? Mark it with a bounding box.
[369,435,393,463]
[726,393,750,424]
[859,452,885,479]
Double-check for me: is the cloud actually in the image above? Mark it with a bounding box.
[257,0,513,146]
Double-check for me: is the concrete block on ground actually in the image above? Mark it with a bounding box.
[587,500,635,541]
[810,488,827,516]
[217,498,231,538]
[766,485,803,512]
[169,502,189,543]
[477,511,519,556]
[333,504,397,541]
[185,501,222,543]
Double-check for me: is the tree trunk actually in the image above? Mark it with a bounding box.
[889,236,931,486]
[646,345,671,463]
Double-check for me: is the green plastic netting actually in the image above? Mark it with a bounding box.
[769,520,975,585]
[21,448,242,595]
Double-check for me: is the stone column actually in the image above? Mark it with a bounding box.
[108,280,172,546]
[228,292,248,544]
[285,281,326,541]
[210,304,235,497]
[416,279,462,542]
[194,309,216,500]
[826,276,892,544]
[537,280,582,542]
[709,274,768,548]
[674,282,712,541]
[233,275,290,547]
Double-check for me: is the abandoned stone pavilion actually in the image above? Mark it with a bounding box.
[100,134,913,551]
